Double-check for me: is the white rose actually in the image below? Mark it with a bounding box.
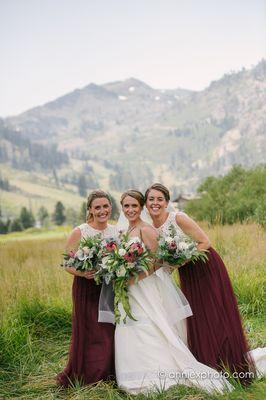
[173,235,180,242]
[178,242,189,251]
[127,263,135,269]
[82,246,90,255]
[116,265,127,277]
[165,236,173,243]
[127,237,141,247]
[101,256,110,269]
[118,248,126,256]
[76,249,85,260]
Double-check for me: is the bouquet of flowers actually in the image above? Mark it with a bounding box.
[92,237,119,284]
[157,224,208,266]
[62,235,118,284]
[98,233,153,323]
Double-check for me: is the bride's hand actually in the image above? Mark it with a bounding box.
[162,261,175,273]
[179,260,190,268]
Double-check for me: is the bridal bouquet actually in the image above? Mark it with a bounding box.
[62,235,118,284]
[98,233,153,323]
[157,224,208,266]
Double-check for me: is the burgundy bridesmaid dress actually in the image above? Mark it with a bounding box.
[179,247,254,384]
[56,276,115,387]
[158,212,254,385]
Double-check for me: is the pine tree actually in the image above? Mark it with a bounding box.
[109,194,119,220]
[10,218,23,232]
[20,207,35,229]
[52,201,66,225]
[0,208,7,234]
[52,168,60,188]
[0,219,7,234]
[0,175,10,191]
[79,201,87,223]
[77,174,87,197]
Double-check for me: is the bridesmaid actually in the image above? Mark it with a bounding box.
[145,183,254,384]
[57,190,117,387]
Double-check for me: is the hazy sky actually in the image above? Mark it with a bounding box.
[1,0,265,117]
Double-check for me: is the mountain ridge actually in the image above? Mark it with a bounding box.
[1,60,265,214]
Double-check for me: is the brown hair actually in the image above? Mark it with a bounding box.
[144,183,170,202]
[120,189,145,208]
[86,190,112,222]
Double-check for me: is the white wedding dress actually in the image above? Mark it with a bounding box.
[115,236,233,394]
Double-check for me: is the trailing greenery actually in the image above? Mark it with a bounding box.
[186,165,266,225]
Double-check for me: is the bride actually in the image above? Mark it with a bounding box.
[115,189,233,394]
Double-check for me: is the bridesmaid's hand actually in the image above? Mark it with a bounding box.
[83,269,96,279]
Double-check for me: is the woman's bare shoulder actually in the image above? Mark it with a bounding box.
[140,223,158,237]
[175,211,193,225]
[68,226,82,240]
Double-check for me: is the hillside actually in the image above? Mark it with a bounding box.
[1,60,265,216]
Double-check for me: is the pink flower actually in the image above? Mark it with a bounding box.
[69,250,76,258]
[124,252,135,263]
[169,241,177,250]
[130,243,144,255]
[106,241,117,252]
[137,245,144,255]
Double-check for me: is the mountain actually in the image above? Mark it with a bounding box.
[1,60,265,216]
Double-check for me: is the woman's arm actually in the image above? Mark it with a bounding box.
[64,227,95,279]
[128,226,161,285]
[176,213,211,251]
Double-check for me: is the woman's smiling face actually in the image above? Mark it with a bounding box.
[89,198,112,223]
[145,189,168,218]
[122,195,142,224]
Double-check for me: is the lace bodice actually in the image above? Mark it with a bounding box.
[78,223,118,240]
[156,211,187,240]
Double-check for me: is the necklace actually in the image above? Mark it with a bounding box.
[127,223,141,234]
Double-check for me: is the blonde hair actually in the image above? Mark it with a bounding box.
[86,190,112,222]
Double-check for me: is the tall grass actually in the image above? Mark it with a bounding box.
[0,223,265,399]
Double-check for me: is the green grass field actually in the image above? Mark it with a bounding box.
[0,223,265,399]
[0,226,71,243]
[0,162,119,218]
[0,164,84,217]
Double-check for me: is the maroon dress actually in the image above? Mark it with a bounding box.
[57,276,115,387]
[158,212,254,385]
[179,247,254,384]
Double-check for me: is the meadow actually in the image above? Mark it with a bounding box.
[0,223,265,399]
